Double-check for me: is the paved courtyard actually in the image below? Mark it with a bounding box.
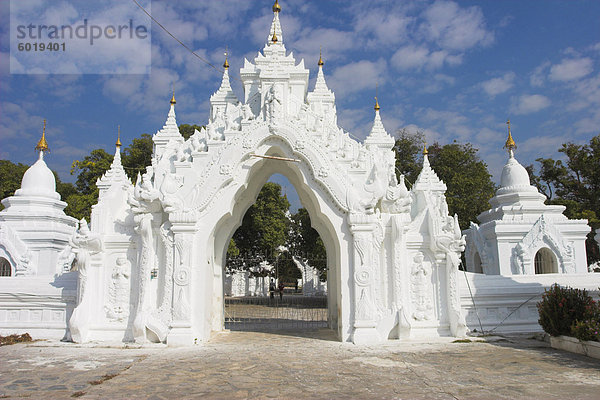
[1,330,599,399]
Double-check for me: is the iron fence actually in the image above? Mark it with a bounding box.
[224,295,328,331]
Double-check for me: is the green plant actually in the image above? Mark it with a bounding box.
[537,284,595,337]
[571,319,600,342]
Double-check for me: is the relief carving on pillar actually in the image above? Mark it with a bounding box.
[105,257,131,323]
[410,252,433,321]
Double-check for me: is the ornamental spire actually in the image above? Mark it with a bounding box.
[268,0,283,44]
[318,46,324,67]
[116,125,122,148]
[423,143,428,155]
[170,87,176,105]
[504,119,516,157]
[374,83,380,111]
[35,119,49,154]
[223,48,230,69]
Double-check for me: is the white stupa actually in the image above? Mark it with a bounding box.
[0,120,78,276]
[464,120,590,275]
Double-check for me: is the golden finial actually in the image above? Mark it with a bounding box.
[223,48,229,69]
[374,83,380,111]
[272,31,278,43]
[504,119,516,152]
[35,119,49,152]
[170,87,176,105]
[318,46,324,67]
[423,143,428,155]
[116,125,122,148]
[273,0,281,13]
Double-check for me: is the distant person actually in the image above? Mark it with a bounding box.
[278,281,284,300]
[269,279,275,299]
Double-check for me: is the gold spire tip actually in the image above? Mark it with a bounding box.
[273,0,281,13]
[35,119,49,152]
[318,46,324,67]
[374,96,380,111]
[170,89,176,105]
[504,119,516,151]
[423,143,428,155]
[223,48,229,69]
[116,125,122,148]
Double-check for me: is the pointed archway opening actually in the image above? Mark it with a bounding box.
[223,176,329,332]
[209,145,343,340]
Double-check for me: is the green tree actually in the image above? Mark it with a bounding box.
[70,149,113,195]
[427,141,497,230]
[178,124,205,141]
[67,148,114,220]
[227,182,291,271]
[0,160,30,210]
[393,131,496,230]
[289,208,327,281]
[394,128,426,186]
[122,133,153,183]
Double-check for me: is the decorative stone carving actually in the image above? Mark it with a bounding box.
[411,252,433,321]
[105,257,131,322]
[69,219,103,343]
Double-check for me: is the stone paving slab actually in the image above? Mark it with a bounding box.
[0,330,599,399]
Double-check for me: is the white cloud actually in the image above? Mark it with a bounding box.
[421,0,493,51]
[391,45,462,71]
[510,94,551,115]
[519,135,565,157]
[328,59,386,97]
[549,58,594,82]
[530,61,550,87]
[481,72,515,97]
[353,10,413,46]
[391,45,429,70]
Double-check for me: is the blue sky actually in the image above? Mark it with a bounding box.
[1,0,599,211]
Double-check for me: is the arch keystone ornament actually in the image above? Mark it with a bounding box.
[59,2,467,345]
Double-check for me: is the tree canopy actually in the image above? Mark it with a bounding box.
[394,129,497,229]
[227,182,291,272]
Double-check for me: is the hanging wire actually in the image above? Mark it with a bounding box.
[131,0,231,77]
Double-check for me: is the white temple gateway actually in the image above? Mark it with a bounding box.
[1,1,599,344]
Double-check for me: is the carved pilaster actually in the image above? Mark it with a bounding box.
[167,209,197,346]
[391,214,412,338]
[348,212,381,344]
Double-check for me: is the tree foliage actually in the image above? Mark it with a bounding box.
[227,182,291,271]
[289,207,327,280]
[428,141,497,230]
[122,133,153,183]
[178,124,205,141]
[394,128,426,185]
[0,160,30,211]
[394,130,496,229]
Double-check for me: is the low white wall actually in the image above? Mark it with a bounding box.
[0,273,76,340]
[460,272,600,334]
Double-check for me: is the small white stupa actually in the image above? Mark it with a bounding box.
[0,120,78,276]
[464,120,590,275]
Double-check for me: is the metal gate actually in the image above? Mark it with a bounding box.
[224,295,328,331]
